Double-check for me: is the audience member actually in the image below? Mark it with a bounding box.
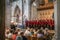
[24,27,31,36]
[12,32,17,40]
[16,32,22,40]
[20,32,27,40]
[37,30,44,38]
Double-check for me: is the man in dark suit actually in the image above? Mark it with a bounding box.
[10,22,17,31]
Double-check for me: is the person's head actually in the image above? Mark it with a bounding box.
[6,31,10,34]
[41,27,43,30]
[38,30,43,34]
[20,32,24,36]
[27,27,30,29]
[10,29,14,33]
[26,27,30,31]
[16,28,21,32]
[30,28,33,32]
[45,28,48,31]
[35,28,38,31]
[13,32,17,35]
[17,29,21,32]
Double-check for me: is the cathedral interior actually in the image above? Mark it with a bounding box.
[5,0,54,28]
[0,0,60,40]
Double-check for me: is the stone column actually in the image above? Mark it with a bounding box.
[31,2,37,20]
[31,5,35,20]
[27,0,31,20]
[5,0,11,27]
[0,0,5,40]
[33,6,37,20]
[23,0,31,20]
[54,0,60,40]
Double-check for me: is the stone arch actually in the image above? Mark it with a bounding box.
[14,5,20,23]
[14,5,20,16]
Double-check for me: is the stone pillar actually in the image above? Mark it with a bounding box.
[31,5,35,20]
[54,0,60,40]
[31,3,37,20]
[23,0,31,20]
[27,0,30,20]
[5,0,11,27]
[0,0,5,40]
[31,6,37,20]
